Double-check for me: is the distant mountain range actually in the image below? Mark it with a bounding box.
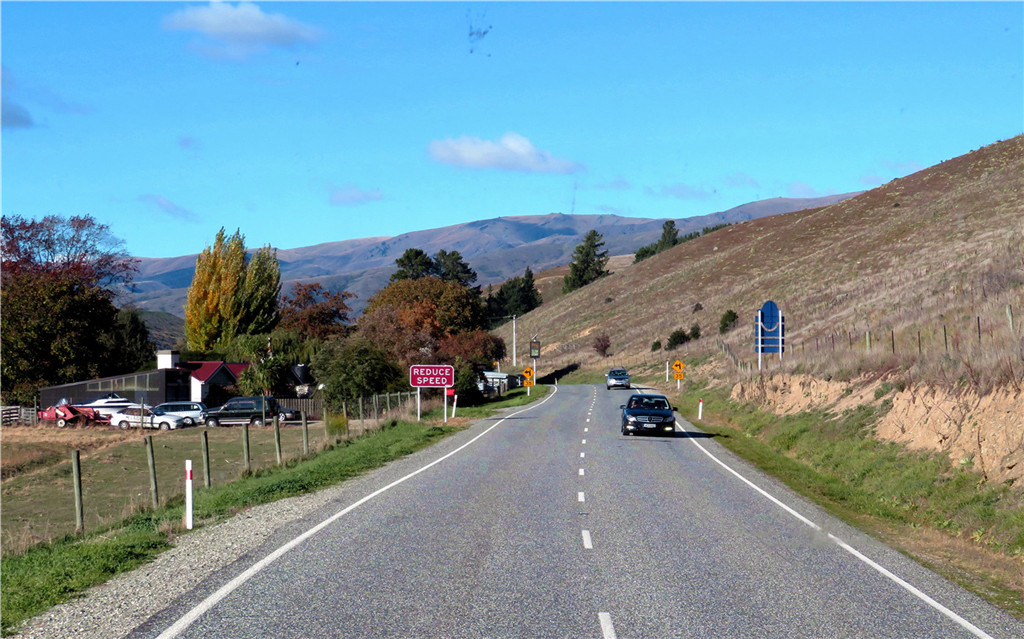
[130,193,859,320]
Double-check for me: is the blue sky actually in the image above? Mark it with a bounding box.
[3,1,1022,259]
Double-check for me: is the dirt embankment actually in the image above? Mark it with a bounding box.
[730,374,1024,484]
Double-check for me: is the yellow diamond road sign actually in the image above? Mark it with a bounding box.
[672,360,684,373]
[523,367,534,380]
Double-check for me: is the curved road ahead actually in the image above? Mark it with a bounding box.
[132,384,1023,639]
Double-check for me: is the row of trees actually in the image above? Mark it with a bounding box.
[2,216,626,409]
[633,220,730,263]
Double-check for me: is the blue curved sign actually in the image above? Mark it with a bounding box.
[756,300,785,354]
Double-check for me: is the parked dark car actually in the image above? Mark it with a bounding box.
[203,396,281,427]
[606,367,631,390]
[620,393,676,436]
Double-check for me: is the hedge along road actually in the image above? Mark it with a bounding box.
[130,384,1024,639]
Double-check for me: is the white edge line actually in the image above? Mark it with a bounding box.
[157,386,561,639]
[598,612,617,639]
[686,436,996,639]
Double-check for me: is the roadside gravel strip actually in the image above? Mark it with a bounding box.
[10,399,552,639]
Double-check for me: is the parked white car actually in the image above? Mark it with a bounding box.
[108,406,186,430]
[152,401,206,426]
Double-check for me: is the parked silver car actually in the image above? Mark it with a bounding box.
[153,401,207,426]
[108,406,186,430]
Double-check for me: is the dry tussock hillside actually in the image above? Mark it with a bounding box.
[497,135,1024,480]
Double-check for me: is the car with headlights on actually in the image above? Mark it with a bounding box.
[620,393,676,436]
[605,367,631,390]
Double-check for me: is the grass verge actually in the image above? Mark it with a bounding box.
[668,377,1024,620]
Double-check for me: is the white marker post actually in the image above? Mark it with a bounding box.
[452,394,458,418]
[185,460,193,530]
[698,398,704,420]
[666,360,669,382]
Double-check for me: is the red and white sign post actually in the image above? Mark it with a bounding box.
[409,365,455,423]
[184,459,193,530]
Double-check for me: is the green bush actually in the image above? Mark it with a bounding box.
[651,340,662,352]
[666,328,690,349]
[325,413,349,439]
[689,323,701,340]
[719,309,739,334]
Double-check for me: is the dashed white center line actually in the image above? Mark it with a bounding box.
[581,529,593,549]
[579,468,585,476]
[584,427,589,433]
[598,612,617,639]
[582,439,587,445]
[578,492,585,502]
[580,452,585,458]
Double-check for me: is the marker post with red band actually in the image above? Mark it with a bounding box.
[185,460,193,530]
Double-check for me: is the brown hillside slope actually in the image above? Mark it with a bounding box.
[499,135,1023,480]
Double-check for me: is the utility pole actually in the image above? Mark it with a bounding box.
[512,315,517,367]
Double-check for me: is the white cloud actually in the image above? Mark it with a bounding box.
[139,194,198,221]
[595,176,631,190]
[429,132,583,174]
[726,172,760,189]
[787,182,821,198]
[646,183,712,200]
[330,184,383,207]
[2,98,34,129]
[163,2,323,59]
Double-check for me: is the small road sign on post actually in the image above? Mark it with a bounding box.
[673,360,685,388]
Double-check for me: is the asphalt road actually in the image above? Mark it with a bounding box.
[132,384,1024,639]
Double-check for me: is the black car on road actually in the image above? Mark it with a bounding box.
[620,393,676,436]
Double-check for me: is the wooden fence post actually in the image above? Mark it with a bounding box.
[145,435,159,509]
[273,414,282,465]
[72,450,84,534]
[201,430,211,488]
[1008,305,1015,333]
[301,411,309,456]
[944,325,948,352]
[242,422,251,474]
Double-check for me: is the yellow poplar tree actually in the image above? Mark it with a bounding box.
[184,228,246,350]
